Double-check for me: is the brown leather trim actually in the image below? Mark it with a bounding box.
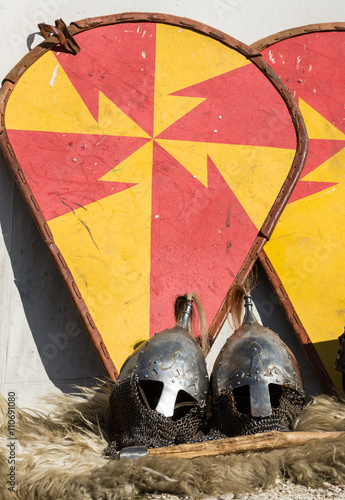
[251,22,345,51]
[38,19,80,55]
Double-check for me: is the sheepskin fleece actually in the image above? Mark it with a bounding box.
[1,383,345,500]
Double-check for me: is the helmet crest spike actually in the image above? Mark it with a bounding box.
[174,292,210,355]
[243,294,257,324]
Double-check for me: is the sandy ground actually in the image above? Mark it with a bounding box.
[143,480,345,499]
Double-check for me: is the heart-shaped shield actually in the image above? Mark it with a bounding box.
[253,24,345,392]
[0,14,306,377]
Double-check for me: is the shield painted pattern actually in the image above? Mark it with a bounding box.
[0,14,306,376]
[253,25,345,390]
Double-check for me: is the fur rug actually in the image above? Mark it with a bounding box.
[1,383,345,499]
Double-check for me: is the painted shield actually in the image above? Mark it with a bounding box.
[0,14,306,377]
[253,24,345,391]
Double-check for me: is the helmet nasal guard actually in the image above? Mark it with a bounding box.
[105,299,209,454]
[117,325,209,418]
[210,295,305,436]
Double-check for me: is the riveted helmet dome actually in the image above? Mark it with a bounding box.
[210,295,305,437]
[105,298,209,455]
[117,326,209,417]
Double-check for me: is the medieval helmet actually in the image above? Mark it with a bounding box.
[210,295,305,437]
[105,299,209,455]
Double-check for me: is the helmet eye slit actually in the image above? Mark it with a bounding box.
[172,390,198,421]
[232,385,251,415]
[268,383,283,409]
[138,380,164,410]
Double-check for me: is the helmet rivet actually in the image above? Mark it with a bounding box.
[134,365,138,369]
[276,379,280,383]
[255,377,260,382]
[255,370,259,374]
[237,381,241,385]
[217,378,221,382]
[123,377,126,381]
[147,340,151,344]
[218,362,222,365]
[194,393,197,397]
[172,379,175,383]
[144,374,148,378]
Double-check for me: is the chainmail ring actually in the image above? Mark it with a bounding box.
[208,386,305,438]
[104,376,207,457]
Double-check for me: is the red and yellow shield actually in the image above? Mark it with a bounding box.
[0,14,306,376]
[253,25,345,390]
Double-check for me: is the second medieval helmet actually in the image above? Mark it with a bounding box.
[210,295,305,437]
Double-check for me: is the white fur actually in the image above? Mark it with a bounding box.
[1,384,345,499]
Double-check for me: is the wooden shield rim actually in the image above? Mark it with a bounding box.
[0,12,308,379]
[251,23,345,396]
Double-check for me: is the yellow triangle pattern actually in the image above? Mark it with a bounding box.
[6,51,149,138]
[156,139,209,186]
[101,141,154,184]
[299,99,345,141]
[153,95,205,138]
[154,24,251,137]
[98,92,150,138]
[266,101,345,390]
[157,139,295,229]
[208,144,295,229]
[155,24,250,96]
[48,141,154,370]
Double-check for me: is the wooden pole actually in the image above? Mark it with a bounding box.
[145,431,345,460]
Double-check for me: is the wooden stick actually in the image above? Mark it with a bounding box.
[147,431,345,459]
